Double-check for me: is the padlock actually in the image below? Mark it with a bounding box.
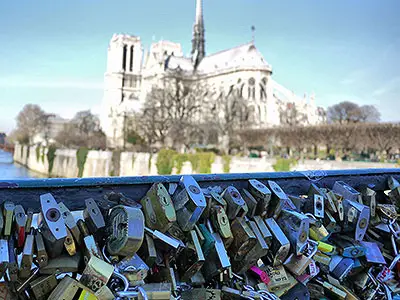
[116,253,149,283]
[327,277,360,300]
[333,235,366,258]
[329,255,354,281]
[25,208,34,232]
[145,226,182,250]
[94,285,115,300]
[137,283,172,300]
[83,198,106,239]
[280,282,310,300]
[34,230,48,268]
[29,274,58,300]
[249,266,270,285]
[77,219,103,262]
[322,188,338,214]
[377,203,397,220]
[3,201,14,236]
[48,276,95,300]
[331,192,345,222]
[314,279,347,299]
[342,199,370,241]
[264,217,290,266]
[0,282,17,300]
[302,194,324,219]
[38,193,67,258]
[253,215,273,245]
[172,175,206,231]
[210,205,232,239]
[388,176,400,206]
[138,233,157,267]
[309,184,336,215]
[221,286,241,299]
[284,240,318,276]
[273,271,298,297]
[233,220,269,274]
[19,228,35,279]
[248,179,271,216]
[241,189,258,218]
[229,217,256,261]
[178,230,205,281]
[222,186,248,220]
[80,256,114,293]
[14,205,27,249]
[333,181,361,202]
[64,227,76,256]
[15,267,40,295]
[317,241,336,254]
[198,223,215,257]
[297,259,319,285]
[265,265,291,292]
[39,254,81,274]
[7,238,18,281]
[194,224,205,245]
[277,209,309,255]
[360,241,386,264]
[267,180,296,217]
[181,287,221,300]
[141,182,176,232]
[359,186,376,218]
[0,239,8,279]
[202,221,231,279]
[324,211,341,234]
[58,202,82,247]
[107,205,144,256]
[309,220,329,241]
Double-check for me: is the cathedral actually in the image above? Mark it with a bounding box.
[100,0,326,148]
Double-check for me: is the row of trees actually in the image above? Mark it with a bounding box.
[10,104,106,149]
[239,122,400,159]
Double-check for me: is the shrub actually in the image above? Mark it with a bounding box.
[173,153,188,174]
[273,158,298,172]
[156,149,177,175]
[76,147,89,177]
[222,155,231,173]
[197,152,215,173]
[47,145,57,176]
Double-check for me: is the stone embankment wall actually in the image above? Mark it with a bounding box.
[13,144,397,178]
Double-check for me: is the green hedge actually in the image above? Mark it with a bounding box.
[273,158,298,172]
[47,145,57,176]
[222,155,231,173]
[156,149,177,175]
[76,147,89,177]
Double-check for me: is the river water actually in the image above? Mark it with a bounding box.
[0,150,37,179]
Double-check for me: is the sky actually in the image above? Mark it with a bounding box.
[1,0,400,133]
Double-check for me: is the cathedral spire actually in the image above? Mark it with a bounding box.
[192,0,205,68]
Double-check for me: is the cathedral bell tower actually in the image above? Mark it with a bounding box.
[191,0,205,68]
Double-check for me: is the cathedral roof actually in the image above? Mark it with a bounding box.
[196,42,272,73]
[165,56,194,72]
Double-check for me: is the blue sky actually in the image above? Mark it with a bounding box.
[1,0,399,133]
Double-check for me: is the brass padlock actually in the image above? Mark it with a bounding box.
[34,230,48,268]
[264,217,290,266]
[38,193,67,258]
[64,227,77,256]
[80,256,114,293]
[265,265,291,292]
[229,217,256,261]
[172,175,206,231]
[222,186,248,220]
[283,241,317,276]
[248,179,271,216]
[25,208,34,233]
[210,205,232,239]
[107,205,144,256]
[138,233,157,267]
[14,205,27,249]
[83,198,106,238]
[77,219,103,262]
[19,228,34,279]
[141,183,176,233]
[277,209,309,255]
[137,283,172,300]
[48,276,95,299]
[58,202,82,246]
[29,274,58,300]
[3,201,14,236]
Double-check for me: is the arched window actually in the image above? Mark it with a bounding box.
[122,45,127,71]
[239,83,245,98]
[248,78,256,100]
[129,45,134,71]
[261,77,268,86]
[260,85,267,101]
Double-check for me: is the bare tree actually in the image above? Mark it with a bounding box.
[15,104,47,145]
[327,101,381,124]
